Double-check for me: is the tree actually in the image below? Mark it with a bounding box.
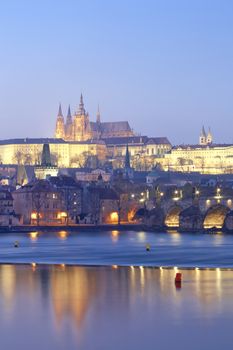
[14,151,23,165]
[35,151,42,165]
[70,151,97,168]
[51,152,61,166]
[177,157,186,171]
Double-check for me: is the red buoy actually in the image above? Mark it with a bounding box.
[175,272,182,283]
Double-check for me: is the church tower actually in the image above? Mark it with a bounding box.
[73,94,92,141]
[199,126,207,145]
[65,105,73,140]
[206,127,213,144]
[124,144,133,179]
[125,144,131,168]
[55,104,65,139]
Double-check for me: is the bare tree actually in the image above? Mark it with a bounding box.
[177,157,186,172]
[70,151,95,168]
[14,151,23,165]
[51,152,61,166]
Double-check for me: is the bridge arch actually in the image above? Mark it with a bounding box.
[165,205,183,228]
[203,204,230,229]
[179,205,203,231]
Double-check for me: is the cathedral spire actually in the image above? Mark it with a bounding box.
[67,105,72,118]
[201,126,206,138]
[80,94,84,108]
[55,103,65,139]
[96,105,101,124]
[65,105,73,140]
[58,103,63,117]
[206,127,213,144]
[78,94,85,115]
[125,144,131,169]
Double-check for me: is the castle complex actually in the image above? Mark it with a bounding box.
[0,95,171,169]
[1,94,233,175]
[55,95,134,141]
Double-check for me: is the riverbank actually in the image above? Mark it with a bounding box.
[0,223,145,233]
[0,223,230,234]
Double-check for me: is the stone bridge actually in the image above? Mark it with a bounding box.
[146,196,233,231]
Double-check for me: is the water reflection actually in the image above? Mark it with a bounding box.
[0,265,232,349]
[29,231,39,241]
[111,230,119,243]
[58,230,68,240]
[50,266,98,330]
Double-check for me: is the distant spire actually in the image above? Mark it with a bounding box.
[207,127,213,144]
[67,105,72,118]
[125,144,131,169]
[80,94,84,108]
[58,103,63,117]
[41,144,52,167]
[78,94,85,115]
[201,126,206,137]
[96,104,101,124]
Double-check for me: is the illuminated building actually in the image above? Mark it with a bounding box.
[55,95,134,141]
[157,128,233,174]
[0,95,171,170]
[13,179,66,225]
[0,138,107,168]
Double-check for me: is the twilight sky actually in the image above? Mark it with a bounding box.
[0,0,233,145]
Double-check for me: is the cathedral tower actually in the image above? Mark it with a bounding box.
[55,104,65,139]
[73,94,92,141]
[65,105,73,140]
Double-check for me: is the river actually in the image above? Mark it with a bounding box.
[0,264,232,349]
[0,229,233,349]
[0,229,232,267]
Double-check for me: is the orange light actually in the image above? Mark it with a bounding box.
[112,265,118,269]
[110,212,118,223]
[31,262,36,271]
[31,212,37,220]
[57,212,67,219]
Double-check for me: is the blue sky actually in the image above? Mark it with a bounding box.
[0,0,233,144]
